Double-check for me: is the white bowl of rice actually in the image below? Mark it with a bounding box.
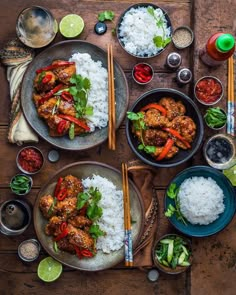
[165,166,236,237]
[117,3,172,58]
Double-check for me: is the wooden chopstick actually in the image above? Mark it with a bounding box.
[227,56,235,136]
[107,43,116,150]
[122,163,133,267]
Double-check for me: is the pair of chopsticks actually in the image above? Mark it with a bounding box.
[227,55,235,136]
[122,163,133,267]
[107,43,116,150]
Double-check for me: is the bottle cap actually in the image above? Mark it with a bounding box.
[216,34,235,52]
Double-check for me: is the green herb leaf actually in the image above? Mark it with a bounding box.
[153,36,164,48]
[98,10,115,22]
[147,7,155,17]
[89,224,105,239]
[127,111,144,121]
[167,183,178,199]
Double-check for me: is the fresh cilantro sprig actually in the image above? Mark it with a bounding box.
[147,7,171,48]
[98,10,115,22]
[127,111,156,155]
[89,224,105,239]
[165,183,187,226]
[69,74,93,118]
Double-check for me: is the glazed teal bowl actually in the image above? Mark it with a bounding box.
[165,166,236,237]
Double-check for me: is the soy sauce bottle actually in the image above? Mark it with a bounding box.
[199,33,235,67]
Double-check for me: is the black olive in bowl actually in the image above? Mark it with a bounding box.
[125,88,204,168]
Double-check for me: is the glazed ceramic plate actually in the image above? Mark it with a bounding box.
[165,166,236,237]
[21,41,129,150]
[34,161,144,271]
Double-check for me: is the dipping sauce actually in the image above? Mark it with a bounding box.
[132,63,153,84]
[195,76,223,105]
[204,134,236,169]
[17,146,44,174]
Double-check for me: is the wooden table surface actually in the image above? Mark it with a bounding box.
[0,1,235,294]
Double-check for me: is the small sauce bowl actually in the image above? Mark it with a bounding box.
[18,239,41,262]
[10,174,33,196]
[132,63,154,85]
[194,76,223,106]
[16,146,44,175]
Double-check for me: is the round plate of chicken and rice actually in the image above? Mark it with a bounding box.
[21,40,129,150]
[33,161,144,271]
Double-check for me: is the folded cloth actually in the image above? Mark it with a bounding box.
[127,160,159,267]
[0,39,38,145]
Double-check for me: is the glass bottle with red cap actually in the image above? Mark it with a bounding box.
[199,33,235,67]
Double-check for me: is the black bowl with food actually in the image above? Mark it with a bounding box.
[126,88,204,168]
[152,234,192,275]
[117,3,172,58]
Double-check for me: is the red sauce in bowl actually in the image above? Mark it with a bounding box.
[18,147,43,173]
[195,77,222,104]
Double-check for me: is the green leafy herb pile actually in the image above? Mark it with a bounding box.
[147,7,171,49]
[98,10,116,35]
[77,187,105,239]
[127,111,156,154]
[165,183,187,225]
[155,235,191,269]
[204,107,227,128]
[10,175,32,195]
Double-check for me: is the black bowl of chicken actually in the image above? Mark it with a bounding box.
[126,88,204,168]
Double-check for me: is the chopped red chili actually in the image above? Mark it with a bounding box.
[156,138,174,161]
[163,128,191,149]
[80,249,94,258]
[61,91,73,102]
[54,177,63,197]
[56,188,67,201]
[42,74,53,84]
[58,114,90,131]
[36,61,75,74]
[54,223,68,241]
[60,222,67,232]
[18,147,43,173]
[39,84,64,105]
[57,120,67,134]
[73,246,94,259]
[133,63,153,83]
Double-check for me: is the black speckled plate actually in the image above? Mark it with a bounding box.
[21,41,129,150]
[34,161,144,271]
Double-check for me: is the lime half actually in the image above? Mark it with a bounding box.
[223,165,236,186]
[59,14,84,38]
[37,257,63,282]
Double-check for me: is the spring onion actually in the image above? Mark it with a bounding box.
[204,107,227,128]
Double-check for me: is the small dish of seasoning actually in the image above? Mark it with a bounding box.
[10,174,33,196]
[194,76,223,106]
[172,26,194,49]
[16,146,44,175]
[18,239,41,262]
[132,63,154,85]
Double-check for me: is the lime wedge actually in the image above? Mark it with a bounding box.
[59,14,84,38]
[37,257,62,282]
[223,165,236,186]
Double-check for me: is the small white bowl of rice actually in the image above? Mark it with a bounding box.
[117,3,172,58]
[165,166,236,237]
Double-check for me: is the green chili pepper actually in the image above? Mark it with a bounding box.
[10,175,32,195]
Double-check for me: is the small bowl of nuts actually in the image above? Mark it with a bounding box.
[172,26,194,49]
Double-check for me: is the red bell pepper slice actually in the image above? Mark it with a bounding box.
[60,222,67,232]
[163,128,191,149]
[39,84,64,104]
[57,120,67,134]
[56,188,67,201]
[36,61,75,74]
[54,227,69,241]
[140,103,167,116]
[81,249,94,258]
[74,245,83,259]
[156,138,174,161]
[54,177,63,197]
[58,114,90,131]
[42,74,53,84]
[61,91,73,102]
[134,71,151,83]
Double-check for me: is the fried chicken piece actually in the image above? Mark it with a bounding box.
[56,197,78,218]
[67,224,95,250]
[33,93,44,108]
[153,145,179,159]
[144,109,171,128]
[45,216,64,236]
[39,195,56,219]
[34,70,57,93]
[60,175,83,198]
[68,216,92,228]
[37,97,58,120]
[58,100,76,117]
[52,60,76,85]
[143,130,168,147]
[56,237,76,254]
[159,97,186,121]
[171,116,196,143]
[47,114,70,137]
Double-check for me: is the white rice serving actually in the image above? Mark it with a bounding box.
[178,176,225,225]
[82,175,124,254]
[69,52,108,132]
[119,6,171,57]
